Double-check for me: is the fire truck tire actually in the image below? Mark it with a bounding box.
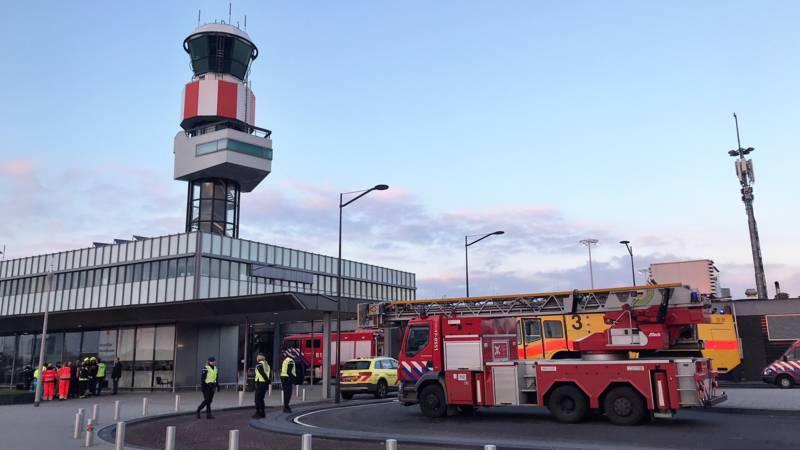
[777,375,793,389]
[375,380,389,399]
[547,385,589,424]
[603,386,646,426]
[419,384,448,418]
[341,392,354,400]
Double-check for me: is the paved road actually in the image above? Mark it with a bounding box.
[294,400,800,450]
[125,408,463,450]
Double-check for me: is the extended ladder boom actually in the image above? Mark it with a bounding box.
[358,283,704,328]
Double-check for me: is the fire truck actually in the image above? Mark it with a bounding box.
[283,329,383,379]
[358,283,727,425]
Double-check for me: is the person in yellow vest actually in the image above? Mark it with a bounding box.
[280,351,296,413]
[252,353,272,418]
[94,358,107,396]
[196,356,219,419]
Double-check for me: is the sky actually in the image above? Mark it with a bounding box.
[0,1,798,299]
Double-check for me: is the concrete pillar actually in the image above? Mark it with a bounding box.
[321,312,332,399]
[272,323,282,382]
[382,327,393,357]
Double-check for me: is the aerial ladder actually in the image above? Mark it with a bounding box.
[356,284,726,424]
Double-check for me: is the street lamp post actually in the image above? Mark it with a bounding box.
[335,184,388,404]
[465,231,504,297]
[34,259,54,407]
[619,240,636,286]
[579,239,599,289]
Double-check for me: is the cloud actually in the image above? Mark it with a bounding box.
[2,160,798,300]
[0,159,36,178]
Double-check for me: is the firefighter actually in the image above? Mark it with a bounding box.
[58,362,72,400]
[42,363,57,401]
[253,353,271,418]
[280,351,296,413]
[196,356,219,419]
[70,359,81,398]
[79,358,90,398]
[88,357,98,395]
[94,358,107,396]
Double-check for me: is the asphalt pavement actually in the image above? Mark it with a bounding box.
[288,400,800,450]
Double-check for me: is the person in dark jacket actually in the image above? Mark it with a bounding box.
[196,356,219,419]
[111,357,122,395]
[70,359,80,398]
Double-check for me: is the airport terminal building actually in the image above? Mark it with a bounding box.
[0,22,416,391]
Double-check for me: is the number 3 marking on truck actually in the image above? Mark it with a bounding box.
[571,314,583,330]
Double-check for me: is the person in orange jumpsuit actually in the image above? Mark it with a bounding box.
[42,364,57,401]
[58,362,72,400]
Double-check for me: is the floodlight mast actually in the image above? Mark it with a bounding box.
[729,113,767,300]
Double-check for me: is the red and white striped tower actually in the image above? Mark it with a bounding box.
[174,22,273,238]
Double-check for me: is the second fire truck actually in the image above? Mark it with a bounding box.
[359,283,727,425]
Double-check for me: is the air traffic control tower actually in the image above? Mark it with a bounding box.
[174,23,273,238]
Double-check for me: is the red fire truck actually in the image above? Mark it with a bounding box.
[283,329,384,379]
[359,284,727,425]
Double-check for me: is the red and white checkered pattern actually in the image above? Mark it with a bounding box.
[182,79,256,125]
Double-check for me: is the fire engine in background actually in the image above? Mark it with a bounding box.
[283,329,383,380]
[359,284,727,425]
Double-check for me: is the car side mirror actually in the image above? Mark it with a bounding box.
[426,361,433,369]
[782,355,788,362]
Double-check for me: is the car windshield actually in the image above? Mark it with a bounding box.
[343,360,371,371]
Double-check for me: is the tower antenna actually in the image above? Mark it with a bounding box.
[244,15,247,30]
[229,2,232,24]
[727,113,768,299]
[197,9,201,27]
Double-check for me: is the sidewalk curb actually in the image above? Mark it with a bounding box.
[703,407,800,416]
[96,399,332,448]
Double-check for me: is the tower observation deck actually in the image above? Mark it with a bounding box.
[174,23,273,238]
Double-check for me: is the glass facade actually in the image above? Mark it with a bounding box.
[0,325,175,390]
[196,138,272,160]
[0,232,416,317]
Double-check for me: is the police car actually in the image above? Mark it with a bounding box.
[762,339,800,388]
[339,357,398,399]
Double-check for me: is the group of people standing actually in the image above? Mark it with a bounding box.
[195,349,300,420]
[29,356,123,401]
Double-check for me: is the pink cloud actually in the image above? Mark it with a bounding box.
[0,159,36,177]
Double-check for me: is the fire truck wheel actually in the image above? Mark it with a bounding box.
[375,380,388,399]
[547,385,589,424]
[419,384,448,418]
[603,386,646,426]
[341,392,354,400]
[777,375,793,389]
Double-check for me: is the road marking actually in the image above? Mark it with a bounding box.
[293,401,397,428]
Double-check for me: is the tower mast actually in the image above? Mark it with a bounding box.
[728,113,767,299]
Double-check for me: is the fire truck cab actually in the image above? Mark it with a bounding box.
[398,314,725,425]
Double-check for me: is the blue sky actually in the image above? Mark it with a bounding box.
[1,1,798,298]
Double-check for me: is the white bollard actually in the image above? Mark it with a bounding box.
[238,390,244,406]
[142,397,148,417]
[115,421,126,450]
[386,439,398,450]
[301,433,313,450]
[114,400,120,421]
[174,394,181,412]
[165,425,176,450]
[228,429,240,450]
[74,409,85,440]
[92,403,99,422]
[484,446,497,450]
[84,418,95,447]
[296,384,300,397]
[268,383,272,397]
[302,388,306,402]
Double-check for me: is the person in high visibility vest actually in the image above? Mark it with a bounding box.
[94,358,107,396]
[196,356,219,419]
[42,363,57,401]
[280,351,296,413]
[58,362,72,400]
[252,353,272,418]
[32,365,41,394]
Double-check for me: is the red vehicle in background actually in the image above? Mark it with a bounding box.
[283,329,384,380]
[762,339,800,388]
